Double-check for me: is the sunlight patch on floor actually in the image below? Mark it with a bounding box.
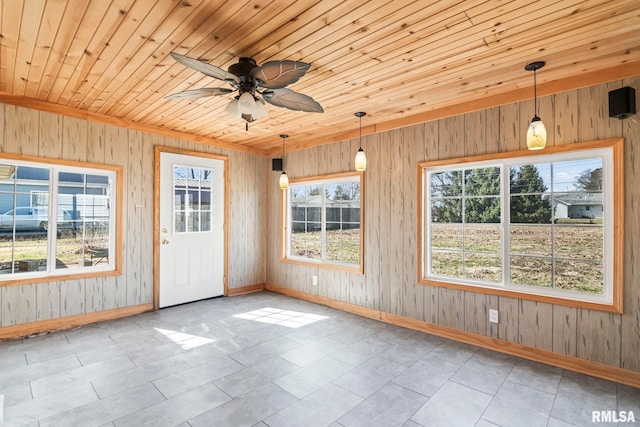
[154,328,216,349]
[233,307,328,328]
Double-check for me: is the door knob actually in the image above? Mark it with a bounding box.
[162,239,169,245]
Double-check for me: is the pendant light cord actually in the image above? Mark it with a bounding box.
[534,68,538,116]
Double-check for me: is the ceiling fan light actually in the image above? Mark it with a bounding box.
[253,99,268,119]
[526,116,547,150]
[238,92,257,115]
[279,171,289,189]
[355,148,367,172]
[225,99,241,118]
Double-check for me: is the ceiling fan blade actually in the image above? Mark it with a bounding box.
[165,87,234,99]
[262,88,324,113]
[251,60,311,89]
[170,52,240,84]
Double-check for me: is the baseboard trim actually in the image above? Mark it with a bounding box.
[227,283,266,296]
[265,283,640,389]
[0,303,154,340]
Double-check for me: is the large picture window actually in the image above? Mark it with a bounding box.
[419,139,623,312]
[0,155,121,283]
[283,172,363,273]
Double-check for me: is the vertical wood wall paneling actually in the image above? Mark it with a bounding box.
[575,81,623,367]
[388,129,404,316]
[2,285,37,326]
[60,280,85,316]
[518,300,553,351]
[228,150,245,289]
[422,120,439,323]
[139,133,155,304]
[39,110,63,159]
[620,76,640,371]
[554,91,579,144]
[436,116,465,329]
[364,133,380,310]
[103,125,128,309]
[35,281,61,321]
[5,105,39,156]
[552,306,578,357]
[85,122,106,313]
[126,130,143,305]
[402,123,423,319]
[378,131,392,314]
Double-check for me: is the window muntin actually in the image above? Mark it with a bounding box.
[420,140,621,310]
[285,173,363,271]
[0,158,118,281]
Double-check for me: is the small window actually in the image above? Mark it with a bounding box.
[419,139,623,312]
[0,156,121,283]
[283,172,363,273]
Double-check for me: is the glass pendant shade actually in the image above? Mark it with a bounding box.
[355,148,367,171]
[526,116,547,150]
[354,111,367,171]
[279,171,289,189]
[238,92,256,115]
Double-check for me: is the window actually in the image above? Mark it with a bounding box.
[0,155,121,283]
[419,139,623,312]
[173,165,213,233]
[283,172,363,273]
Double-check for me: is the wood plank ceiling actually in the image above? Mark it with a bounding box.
[0,0,639,155]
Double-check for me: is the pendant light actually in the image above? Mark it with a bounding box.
[354,112,367,171]
[279,134,289,189]
[525,61,547,150]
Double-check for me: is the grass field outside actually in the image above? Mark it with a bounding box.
[290,228,360,265]
[430,222,604,294]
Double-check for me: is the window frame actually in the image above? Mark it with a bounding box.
[417,139,624,313]
[0,153,123,286]
[281,171,364,274]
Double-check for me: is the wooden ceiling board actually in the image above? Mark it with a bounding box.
[0,0,638,154]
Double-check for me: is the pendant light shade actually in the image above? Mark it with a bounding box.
[279,134,289,189]
[354,112,367,171]
[525,61,546,150]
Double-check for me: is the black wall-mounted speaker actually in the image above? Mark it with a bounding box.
[608,86,636,119]
[272,158,282,171]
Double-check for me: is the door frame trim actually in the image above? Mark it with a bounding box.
[153,146,229,310]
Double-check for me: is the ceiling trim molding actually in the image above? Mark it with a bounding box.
[0,93,268,156]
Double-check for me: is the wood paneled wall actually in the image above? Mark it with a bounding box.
[266,77,640,373]
[0,104,266,328]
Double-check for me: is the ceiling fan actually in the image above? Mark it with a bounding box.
[166,52,324,128]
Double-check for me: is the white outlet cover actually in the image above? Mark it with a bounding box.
[489,309,499,323]
[312,275,318,286]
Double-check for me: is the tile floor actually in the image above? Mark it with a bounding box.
[0,291,638,427]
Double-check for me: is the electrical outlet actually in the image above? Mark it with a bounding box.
[312,275,318,286]
[489,309,499,323]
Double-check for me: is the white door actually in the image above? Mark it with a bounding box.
[159,152,225,307]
